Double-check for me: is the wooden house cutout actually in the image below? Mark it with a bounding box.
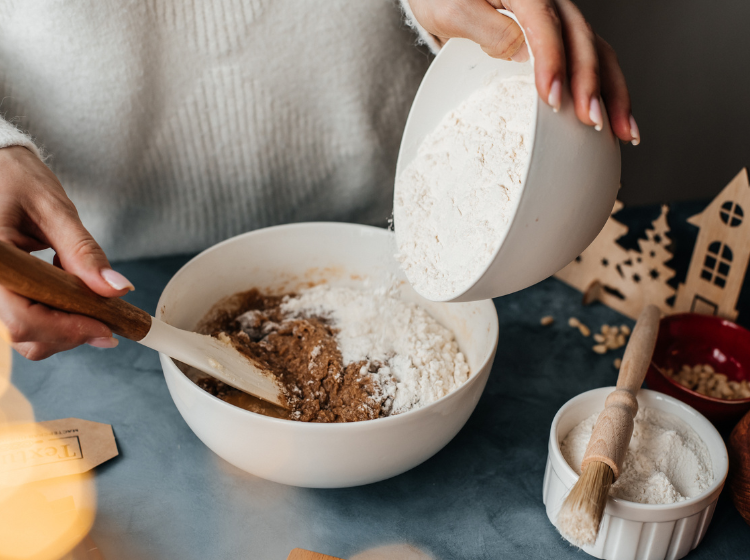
[555,168,750,322]
[673,168,750,320]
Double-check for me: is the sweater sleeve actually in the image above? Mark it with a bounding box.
[398,0,442,54]
[0,117,42,160]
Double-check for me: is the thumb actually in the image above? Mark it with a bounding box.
[450,2,527,60]
[41,205,133,297]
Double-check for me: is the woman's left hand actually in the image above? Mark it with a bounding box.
[407,0,639,145]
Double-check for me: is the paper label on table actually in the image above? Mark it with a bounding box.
[0,418,118,485]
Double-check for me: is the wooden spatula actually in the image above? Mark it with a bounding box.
[0,241,288,408]
[287,549,345,560]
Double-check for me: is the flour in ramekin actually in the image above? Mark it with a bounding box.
[280,284,470,414]
[561,407,713,504]
[394,74,536,299]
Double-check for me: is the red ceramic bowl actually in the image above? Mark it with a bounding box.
[645,313,750,429]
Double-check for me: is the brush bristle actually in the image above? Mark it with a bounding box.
[557,462,614,547]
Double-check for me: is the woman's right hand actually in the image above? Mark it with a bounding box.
[408,0,638,144]
[0,146,133,360]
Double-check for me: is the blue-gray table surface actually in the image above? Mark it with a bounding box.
[12,202,750,559]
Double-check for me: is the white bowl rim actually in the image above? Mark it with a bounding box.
[158,221,500,431]
[395,9,539,303]
[549,387,729,512]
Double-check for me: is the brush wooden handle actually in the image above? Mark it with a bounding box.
[0,241,152,341]
[581,304,661,478]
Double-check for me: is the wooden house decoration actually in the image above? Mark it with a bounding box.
[554,168,750,321]
[673,168,750,320]
[555,202,675,319]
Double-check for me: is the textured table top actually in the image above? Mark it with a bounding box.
[12,203,750,560]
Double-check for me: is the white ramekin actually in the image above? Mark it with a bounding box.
[543,388,728,560]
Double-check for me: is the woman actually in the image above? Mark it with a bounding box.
[0,0,635,359]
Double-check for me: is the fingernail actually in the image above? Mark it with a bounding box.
[589,97,603,131]
[101,268,135,291]
[547,79,561,113]
[87,337,119,349]
[511,43,529,63]
[629,114,640,146]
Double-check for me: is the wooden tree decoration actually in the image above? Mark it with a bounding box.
[631,205,676,308]
[556,168,750,322]
[554,203,676,319]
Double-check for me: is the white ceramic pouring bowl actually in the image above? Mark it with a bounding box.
[543,388,728,560]
[394,10,621,302]
[156,223,499,488]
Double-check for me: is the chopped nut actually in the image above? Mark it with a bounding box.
[668,363,749,400]
[578,324,591,337]
[593,333,605,343]
[568,317,581,327]
[613,358,622,369]
[540,315,554,326]
[592,344,607,354]
[620,325,631,336]
[720,383,733,399]
[616,334,627,347]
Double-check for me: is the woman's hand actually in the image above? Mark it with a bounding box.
[0,146,133,360]
[408,0,639,145]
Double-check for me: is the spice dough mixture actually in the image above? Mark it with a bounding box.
[192,284,470,423]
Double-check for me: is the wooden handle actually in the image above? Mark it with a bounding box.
[581,304,661,478]
[0,241,152,341]
[287,549,345,560]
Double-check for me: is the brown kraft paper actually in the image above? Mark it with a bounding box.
[0,417,118,485]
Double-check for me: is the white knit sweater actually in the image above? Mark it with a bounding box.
[0,0,433,260]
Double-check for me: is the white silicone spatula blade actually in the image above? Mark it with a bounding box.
[140,318,288,408]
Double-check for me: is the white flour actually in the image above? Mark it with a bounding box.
[394,74,536,299]
[561,407,713,504]
[279,284,470,414]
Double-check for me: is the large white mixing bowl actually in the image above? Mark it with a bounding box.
[157,223,499,488]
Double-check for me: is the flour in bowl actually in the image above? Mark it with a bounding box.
[561,407,713,504]
[280,284,470,415]
[394,74,536,299]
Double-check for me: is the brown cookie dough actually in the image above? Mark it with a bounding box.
[193,289,393,423]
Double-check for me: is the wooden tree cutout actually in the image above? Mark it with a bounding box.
[555,168,750,321]
[555,202,675,319]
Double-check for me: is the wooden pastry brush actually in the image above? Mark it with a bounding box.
[557,304,661,546]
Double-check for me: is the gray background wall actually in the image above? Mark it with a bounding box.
[577,0,750,206]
